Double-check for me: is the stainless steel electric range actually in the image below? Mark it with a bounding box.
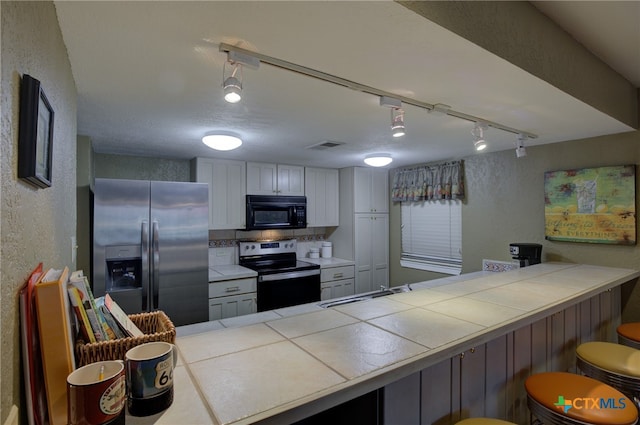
[238,239,321,312]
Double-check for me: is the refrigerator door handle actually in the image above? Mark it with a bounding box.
[141,221,149,311]
[152,220,160,309]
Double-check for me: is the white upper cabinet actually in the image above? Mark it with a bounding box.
[192,158,246,230]
[305,167,339,227]
[354,167,389,213]
[247,162,304,196]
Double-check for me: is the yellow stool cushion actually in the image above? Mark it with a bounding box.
[456,419,517,425]
[618,323,640,341]
[525,372,638,425]
[577,341,640,377]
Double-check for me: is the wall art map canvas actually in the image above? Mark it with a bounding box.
[544,165,636,245]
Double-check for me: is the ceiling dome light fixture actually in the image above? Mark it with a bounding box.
[472,122,488,152]
[202,134,243,151]
[391,108,406,138]
[364,153,393,167]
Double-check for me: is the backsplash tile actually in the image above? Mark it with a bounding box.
[208,229,327,265]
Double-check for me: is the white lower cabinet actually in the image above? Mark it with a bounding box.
[208,277,257,321]
[320,265,355,301]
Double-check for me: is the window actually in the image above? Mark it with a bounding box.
[401,199,462,275]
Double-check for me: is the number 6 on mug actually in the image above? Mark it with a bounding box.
[125,341,177,416]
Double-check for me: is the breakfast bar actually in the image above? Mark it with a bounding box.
[128,263,640,425]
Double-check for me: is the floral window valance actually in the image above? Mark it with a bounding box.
[391,160,465,202]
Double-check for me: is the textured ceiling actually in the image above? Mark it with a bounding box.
[54,1,638,169]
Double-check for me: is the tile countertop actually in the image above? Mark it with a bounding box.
[208,264,257,282]
[144,263,639,425]
[301,256,355,268]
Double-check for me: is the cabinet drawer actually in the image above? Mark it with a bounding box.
[209,277,257,298]
[321,265,355,282]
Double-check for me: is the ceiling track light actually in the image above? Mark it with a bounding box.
[222,50,260,104]
[364,153,393,167]
[219,43,538,141]
[516,133,527,158]
[380,97,406,138]
[391,108,405,138]
[472,122,488,152]
[223,61,242,103]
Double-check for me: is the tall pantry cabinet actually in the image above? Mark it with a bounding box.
[330,167,389,294]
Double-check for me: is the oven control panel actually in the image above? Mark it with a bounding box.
[239,239,297,256]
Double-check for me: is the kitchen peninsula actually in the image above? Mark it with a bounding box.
[128,262,640,425]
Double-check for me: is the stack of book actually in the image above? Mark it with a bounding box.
[19,265,145,425]
[67,270,144,343]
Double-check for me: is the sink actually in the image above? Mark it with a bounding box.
[318,284,411,308]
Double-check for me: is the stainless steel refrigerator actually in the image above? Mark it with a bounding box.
[92,178,209,326]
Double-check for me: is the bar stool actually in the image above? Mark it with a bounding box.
[618,323,640,350]
[525,371,638,425]
[455,419,517,425]
[576,341,640,406]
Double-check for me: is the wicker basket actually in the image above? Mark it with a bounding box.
[75,310,176,367]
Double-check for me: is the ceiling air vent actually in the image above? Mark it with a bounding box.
[307,140,345,150]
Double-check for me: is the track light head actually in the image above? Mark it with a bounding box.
[516,133,527,158]
[223,75,242,103]
[474,139,487,151]
[391,108,405,138]
[222,60,244,103]
[472,122,488,152]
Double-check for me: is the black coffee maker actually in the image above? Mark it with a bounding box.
[509,243,542,267]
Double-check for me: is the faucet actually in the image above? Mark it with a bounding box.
[380,285,387,292]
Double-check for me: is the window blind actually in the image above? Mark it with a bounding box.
[401,199,462,275]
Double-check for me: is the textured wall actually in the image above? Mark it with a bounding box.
[1,1,76,420]
[389,130,640,315]
[94,152,190,182]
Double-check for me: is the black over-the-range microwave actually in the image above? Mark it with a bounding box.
[245,195,307,230]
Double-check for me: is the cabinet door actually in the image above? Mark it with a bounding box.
[209,293,257,321]
[305,167,339,227]
[247,162,277,195]
[355,214,374,294]
[194,158,246,229]
[354,214,388,294]
[277,164,304,196]
[336,278,354,298]
[354,168,388,213]
[321,278,355,301]
[370,169,389,213]
[371,214,389,288]
[354,167,373,213]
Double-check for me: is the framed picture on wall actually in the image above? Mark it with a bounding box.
[544,164,636,245]
[18,74,54,188]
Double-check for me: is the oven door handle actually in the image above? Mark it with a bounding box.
[259,269,320,282]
